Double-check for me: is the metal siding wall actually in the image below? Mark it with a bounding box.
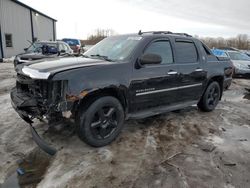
[32,12,54,41]
[54,21,57,40]
[0,0,3,59]
[0,0,32,57]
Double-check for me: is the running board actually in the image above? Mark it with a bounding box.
[127,101,197,119]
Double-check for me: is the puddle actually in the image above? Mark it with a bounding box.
[1,149,52,188]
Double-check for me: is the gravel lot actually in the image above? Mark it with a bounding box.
[0,62,250,188]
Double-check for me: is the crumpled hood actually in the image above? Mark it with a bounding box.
[16,57,114,78]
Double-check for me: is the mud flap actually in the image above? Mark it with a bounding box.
[30,124,57,156]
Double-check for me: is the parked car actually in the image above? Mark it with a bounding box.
[211,49,228,58]
[14,41,73,66]
[62,38,82,54]
[221,50,250,77]
[211,49,234,89]
[11,31,232,155]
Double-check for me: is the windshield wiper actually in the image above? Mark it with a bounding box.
[90,54,114,62]
[81,54,90,58]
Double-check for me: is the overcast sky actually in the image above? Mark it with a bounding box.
[19,0,250,39]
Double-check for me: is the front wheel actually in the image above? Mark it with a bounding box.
[77,96,124,147]
[198,81,221,112]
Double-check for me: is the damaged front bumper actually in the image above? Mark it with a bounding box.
[11,87,57,155]
[10,87,36,124]
[30,124,56,155]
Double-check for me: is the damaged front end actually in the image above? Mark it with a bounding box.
[11,73,72,123]
[10,68,74,155]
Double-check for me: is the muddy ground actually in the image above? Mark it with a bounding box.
[0,62,250,188]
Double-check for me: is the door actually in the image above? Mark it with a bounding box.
[173,39,207,102]
[130,38,181,112]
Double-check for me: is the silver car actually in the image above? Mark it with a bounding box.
[225,50,250,77]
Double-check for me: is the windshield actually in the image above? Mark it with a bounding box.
[62,39,80,46]
[228,51,250,61]
[26,42,57,53]
[84,36,142,61]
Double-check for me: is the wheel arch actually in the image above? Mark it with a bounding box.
[205,75,224,99]
[74,87,128,115]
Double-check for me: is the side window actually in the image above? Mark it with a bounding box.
[175,41,198,63]
[59,44,64,52]
[5,34,13,48]
[144,40,173,64]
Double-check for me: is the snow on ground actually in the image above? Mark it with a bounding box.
[0,62,250,188]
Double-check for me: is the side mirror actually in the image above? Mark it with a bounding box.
[138,53,162,66]
[60,50,66,53]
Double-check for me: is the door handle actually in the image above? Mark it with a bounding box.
[195,68,203,72]
[167,71,178,75]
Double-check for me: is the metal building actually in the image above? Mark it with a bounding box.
[0,0,57,60]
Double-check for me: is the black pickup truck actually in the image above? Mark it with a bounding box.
[11,31,233,154]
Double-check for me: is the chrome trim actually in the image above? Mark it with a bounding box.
[167,71,178,75]
[136,83,202,96]
[22,66,50,79]
[195,68,203,72]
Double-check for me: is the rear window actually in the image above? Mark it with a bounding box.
[62,39,80,46]
[175,41,198,63]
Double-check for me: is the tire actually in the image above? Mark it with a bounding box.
[198,81,221,112]
[77,96,124,147]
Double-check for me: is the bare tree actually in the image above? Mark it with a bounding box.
[199,34,249,50]
[84,28,116,45]
[236,34,248,49]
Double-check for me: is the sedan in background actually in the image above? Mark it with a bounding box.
[226,51,250,77]
[62,38,82,54]
[14,41,73,66]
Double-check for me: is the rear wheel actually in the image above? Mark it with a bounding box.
[77,96,124,147]
[198,81,220,112]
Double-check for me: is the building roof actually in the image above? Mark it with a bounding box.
[11,0,57,21]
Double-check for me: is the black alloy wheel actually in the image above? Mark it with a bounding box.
[198,81,221,112]
[90,106,118,139]
[77,96,124,147]
[206,85,220,108]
